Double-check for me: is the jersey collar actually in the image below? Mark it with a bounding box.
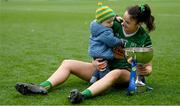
[122,26,139,37]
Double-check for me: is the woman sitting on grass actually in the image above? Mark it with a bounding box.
[15,4,155,104]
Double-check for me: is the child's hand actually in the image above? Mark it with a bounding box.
[115,16,123,22]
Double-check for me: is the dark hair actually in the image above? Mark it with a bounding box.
[127,4,155,32]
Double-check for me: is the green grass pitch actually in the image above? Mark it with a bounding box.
[0,0,180,105]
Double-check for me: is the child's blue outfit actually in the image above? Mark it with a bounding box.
[88,20,124,84]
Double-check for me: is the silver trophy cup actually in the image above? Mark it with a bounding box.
[125,47,153,64]
[124,47,153,95]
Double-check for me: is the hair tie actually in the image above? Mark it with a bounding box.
[97,0,102,6]
[140,4,145,12]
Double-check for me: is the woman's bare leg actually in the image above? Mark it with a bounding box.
[47,59,96,87]
[87,64,152,96]
[87,69,130,96]
[15,59,96,95]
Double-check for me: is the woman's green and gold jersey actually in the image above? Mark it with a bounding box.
[109,20,152,70]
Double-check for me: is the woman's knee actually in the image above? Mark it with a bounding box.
[106,70,123,82]
[61,59,77,66]
[60,59,75,70]
[106,69,130,83]
[62,59,72,64]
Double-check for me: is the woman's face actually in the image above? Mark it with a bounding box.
[122,11,139,34]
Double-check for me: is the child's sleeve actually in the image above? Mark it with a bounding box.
[96,30,123,47]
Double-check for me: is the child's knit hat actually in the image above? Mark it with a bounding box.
[96,2,116,23]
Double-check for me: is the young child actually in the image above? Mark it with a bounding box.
[88,3,125,84]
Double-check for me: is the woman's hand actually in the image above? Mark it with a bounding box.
[92,58,107,70]
[127,57,152,76]
[137,63,152,76]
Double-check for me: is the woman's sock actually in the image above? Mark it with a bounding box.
[39,81,52,90]
[81,89,92,98]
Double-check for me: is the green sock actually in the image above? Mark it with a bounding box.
[81,89,92,98]
[39,81,52,90]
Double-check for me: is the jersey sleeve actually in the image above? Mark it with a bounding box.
[143,34,152,47]
[112,18,123,35]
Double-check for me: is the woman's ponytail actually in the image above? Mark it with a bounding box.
[143,4,155,32]
[127,4,155,32]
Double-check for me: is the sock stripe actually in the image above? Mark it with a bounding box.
[39,81,52,90]
[81,89,92,98]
